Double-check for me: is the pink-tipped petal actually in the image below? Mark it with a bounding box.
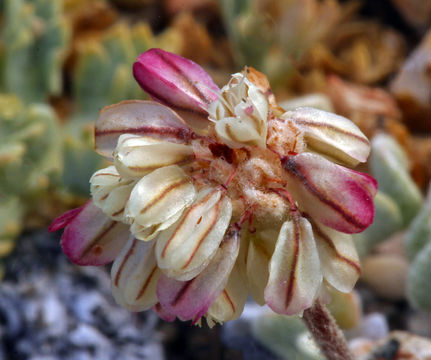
[283,153,377,234]
[49,205,85,232]
[133,49,219,117]
[95,100,193,160]
[156,228,240,322]
[61,200,130,266]
[264,217,322,316]
[153,303,176,322]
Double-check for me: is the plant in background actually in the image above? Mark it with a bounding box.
[220,0,404,90]
[405,185,431,311]
[51,49,376,360]
[62,21,183,196]
[354,133,422,257]
[0,94,62,273]
[0,0,70,102]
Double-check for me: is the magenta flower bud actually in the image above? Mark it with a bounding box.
[133,49,220,117]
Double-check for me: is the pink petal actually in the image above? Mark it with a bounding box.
[95,100,194,160]
[61,200,130,265]
[49,205,85,232]
[283,153,377,234]
[153,303,176,322]
[156,227,240,322]
[133,49,219,116]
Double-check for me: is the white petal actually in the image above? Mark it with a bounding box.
[114,134,194,178]
[312,221,361,293]
[111,236,160,311]
[207,263,248,323]
[126,165,196,240]
[156,187,232,281]
[245,230,278,305]
[90,166,135,221]
[264,217,322,315]
[281,107,370,166]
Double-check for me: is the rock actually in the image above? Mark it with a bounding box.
[357,331,431,360]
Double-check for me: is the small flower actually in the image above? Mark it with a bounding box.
[50,48,376,326]
[208,71,269,149]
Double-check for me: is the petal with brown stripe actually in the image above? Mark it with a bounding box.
[111,236,160,311]
[95,100,193,160]
[155,187,232,281]
[126,165,196,241]
[283,153,377,234]
[264,217,322,315]
[90,166,135,221]
[207,262,248,324]
[311,221,361,293]
[281,107,370,166]
[114,134,195,178]
[60,200,130,266]
[156,227,240,322]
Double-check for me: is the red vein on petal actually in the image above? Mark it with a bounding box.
[284,158,367,230]
[293,119,370,145]
[114,238,138,287]
[285,217,300,310]
[180,199,221,270]
[171,280,194,306]
[161,190,217,258]
[136,265,158,300]
[79,221,118,260]
[222,290,235,314]
[143,85,209,116]
[154,50,213,105]
[129,156,195,174]
[111,207,125,217]
[312,223,361,275]
[93,172,120,177]
[139,178,190,215]
[96,126,192,143]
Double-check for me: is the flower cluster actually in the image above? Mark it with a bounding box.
[50,48,376,326]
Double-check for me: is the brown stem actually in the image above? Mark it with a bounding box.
[302,299,355,360]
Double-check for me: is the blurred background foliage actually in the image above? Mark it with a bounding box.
[1,0,431,357]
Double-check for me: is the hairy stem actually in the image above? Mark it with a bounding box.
[302,299,354,360]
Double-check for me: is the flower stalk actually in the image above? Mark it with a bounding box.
[302,299,355,360]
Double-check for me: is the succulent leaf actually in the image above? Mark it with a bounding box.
[405,188,431,262]
[371,134,422,226]
[0,0,70,102]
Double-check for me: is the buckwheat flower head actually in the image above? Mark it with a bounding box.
[50,48,376,326]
